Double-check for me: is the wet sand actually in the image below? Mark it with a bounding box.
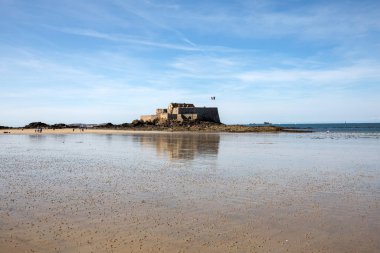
[0,133,379,252]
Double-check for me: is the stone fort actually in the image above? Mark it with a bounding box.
[141,103,220,123]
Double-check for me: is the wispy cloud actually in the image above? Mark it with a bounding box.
[237,64,380,85]
[167,54,380,89]
[0,51,202,125]
[152,1,380,41]
[56,27,200,51]
[55,27,243,53]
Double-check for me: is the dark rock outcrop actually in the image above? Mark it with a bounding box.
[51,123,67,129]
[24,122,50,129]
[131,120,144,127]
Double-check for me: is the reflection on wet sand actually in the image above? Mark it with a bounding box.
[28,134,47,141]
[134,133,220,160]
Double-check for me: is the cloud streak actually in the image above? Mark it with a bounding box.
[237,64,380,85]
[55,27,245,53]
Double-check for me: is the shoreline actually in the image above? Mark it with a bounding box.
[0,126,309,135]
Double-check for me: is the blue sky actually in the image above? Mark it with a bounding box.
[1,0,380,126]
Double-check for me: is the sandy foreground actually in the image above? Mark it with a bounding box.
[0,132,379,253]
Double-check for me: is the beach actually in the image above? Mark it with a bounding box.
[0,128,161,135]
[0,124,305,135]
[0,132,379,252]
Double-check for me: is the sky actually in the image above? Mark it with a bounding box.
[1,0,380,126]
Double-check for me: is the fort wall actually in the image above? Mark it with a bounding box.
[176,107,220,123]
[140,115,158,122]
[140,103,220,123]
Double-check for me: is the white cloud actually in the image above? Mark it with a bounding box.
[167,54,380,90]
[0,52,202,125]
[237,64,380,84]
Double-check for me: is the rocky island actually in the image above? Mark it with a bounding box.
[129,102,301,132]
[1,103,308,134]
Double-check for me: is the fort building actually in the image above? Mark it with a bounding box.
[140,103,220,123]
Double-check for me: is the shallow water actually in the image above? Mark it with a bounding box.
[1,132,379,252]
[276,122,380,133]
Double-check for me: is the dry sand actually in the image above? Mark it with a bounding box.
[0,128,162,135]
